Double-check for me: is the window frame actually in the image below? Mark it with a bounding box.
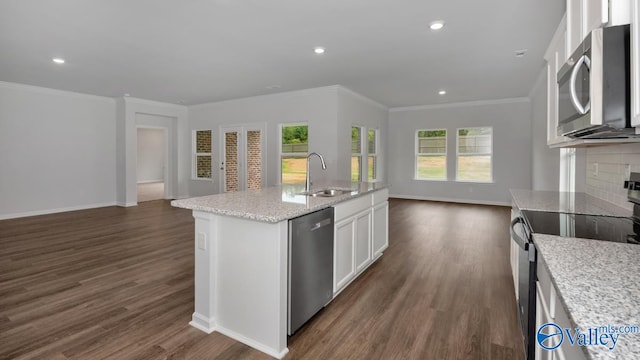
[351,125,364,182]
[366,128,379,182]
[278,122,309,185]
[455,126,494,183]
[192,129,213,181]
[415,129,448,181]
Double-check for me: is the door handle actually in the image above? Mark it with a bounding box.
[569,54,591,115]
[310,218,332,231]
[510,217,529,251]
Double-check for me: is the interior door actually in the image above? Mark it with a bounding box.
[220,125,264,192]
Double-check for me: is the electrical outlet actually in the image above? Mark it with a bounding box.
[197,233,207,250]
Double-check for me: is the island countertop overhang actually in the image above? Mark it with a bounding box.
[171,180,388,223]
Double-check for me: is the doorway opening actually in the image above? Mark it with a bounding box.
[136,127,167,202]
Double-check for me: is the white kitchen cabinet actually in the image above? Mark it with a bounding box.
[354,210,371,273]
[566,0,631,58]
[545,16,569,146]
[536,256,587,360]
[371,201,388,259]
[334,217,356,292]
[333,189,388,296]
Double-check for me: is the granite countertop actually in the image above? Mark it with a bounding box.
[534,235,640,359]
[171,180,387,223]
[510,189,631,217]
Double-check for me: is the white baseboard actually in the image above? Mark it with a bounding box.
[390,194,511,207]
[137,180,164,184]
[0,202,118,220]
[215,325,289,359]
[190,313,216,334]
[116,201,138,207]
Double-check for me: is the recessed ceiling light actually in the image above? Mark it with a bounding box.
[314,47,325,54]
[438,90,447,95]
[515,49,528,57]
[124,93,130,97]
[52,58,65,64]
[429,21,445,30]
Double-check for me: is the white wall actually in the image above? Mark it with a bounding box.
[336,87,389,182]
[188,86,340,196]
[388,99,533,205]
[136,128,165,182]
[0,82,116,219]
[529,68,560,191]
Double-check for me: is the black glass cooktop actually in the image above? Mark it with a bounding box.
[521,210,640,245]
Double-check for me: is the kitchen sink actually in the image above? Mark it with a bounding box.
[304,189,350,197]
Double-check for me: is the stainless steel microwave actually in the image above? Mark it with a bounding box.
[556,25,635,138]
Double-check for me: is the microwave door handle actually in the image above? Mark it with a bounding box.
[569,55,591,115]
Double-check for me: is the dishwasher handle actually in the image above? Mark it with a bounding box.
[310,218,332,231]
[510,217,529,251]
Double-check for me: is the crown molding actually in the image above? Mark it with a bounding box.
[0,81,115,103]
[389,97,530,113]
[123,96,187,110]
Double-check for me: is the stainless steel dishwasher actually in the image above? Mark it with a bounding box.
[288,207,334,335]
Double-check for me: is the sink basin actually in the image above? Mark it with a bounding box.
[305,189,350,197]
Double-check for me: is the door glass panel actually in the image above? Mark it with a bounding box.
[246,130,262,190]
[225,132,239,192]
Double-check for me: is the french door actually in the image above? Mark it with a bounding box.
[220,125,264,192]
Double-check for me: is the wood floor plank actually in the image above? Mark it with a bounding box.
[0,199,524,360]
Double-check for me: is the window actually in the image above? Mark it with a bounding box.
[193,130,212,179]
[456,127,492,182]
[367,129,378,181]
[351,126,363,182]
[280,124,308,184]
[416,129,447,180]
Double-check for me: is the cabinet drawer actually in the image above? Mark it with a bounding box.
[334,194,372,222]
[372,188,388,205]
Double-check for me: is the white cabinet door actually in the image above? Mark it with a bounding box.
[372,201,389,259]
[334,218,355,293]
[354,210,371,273]
[583,0,607,36]
[566,0,584,58]
[633,0,640,126]
[546,17,569,145]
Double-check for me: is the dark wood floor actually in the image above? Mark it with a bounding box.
[0,199,523,360]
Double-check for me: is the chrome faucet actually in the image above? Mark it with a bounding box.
[306,152,327,192]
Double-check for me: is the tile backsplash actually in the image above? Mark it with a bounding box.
[585,142,640,211]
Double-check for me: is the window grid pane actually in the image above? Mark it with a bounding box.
[416,129,446,180]
[367,130,376,154]
[281,156,307,184]
[352,127,361,154]
[351,156,361,182]
[196,130,212,153]
[196,155,212,179]
[368,155,376,181]
[457,127,492,182]
[281,125,308,184]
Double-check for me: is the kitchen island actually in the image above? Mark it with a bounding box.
[510,190,639,359]
[171,181,388,359]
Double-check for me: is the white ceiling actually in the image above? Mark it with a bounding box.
[0,0,564,107]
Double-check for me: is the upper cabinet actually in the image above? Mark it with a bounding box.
[545,16,568,146]
[566,0,630,59]
[545,0,639,147]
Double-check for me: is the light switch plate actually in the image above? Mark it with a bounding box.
[197,233,207,250]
